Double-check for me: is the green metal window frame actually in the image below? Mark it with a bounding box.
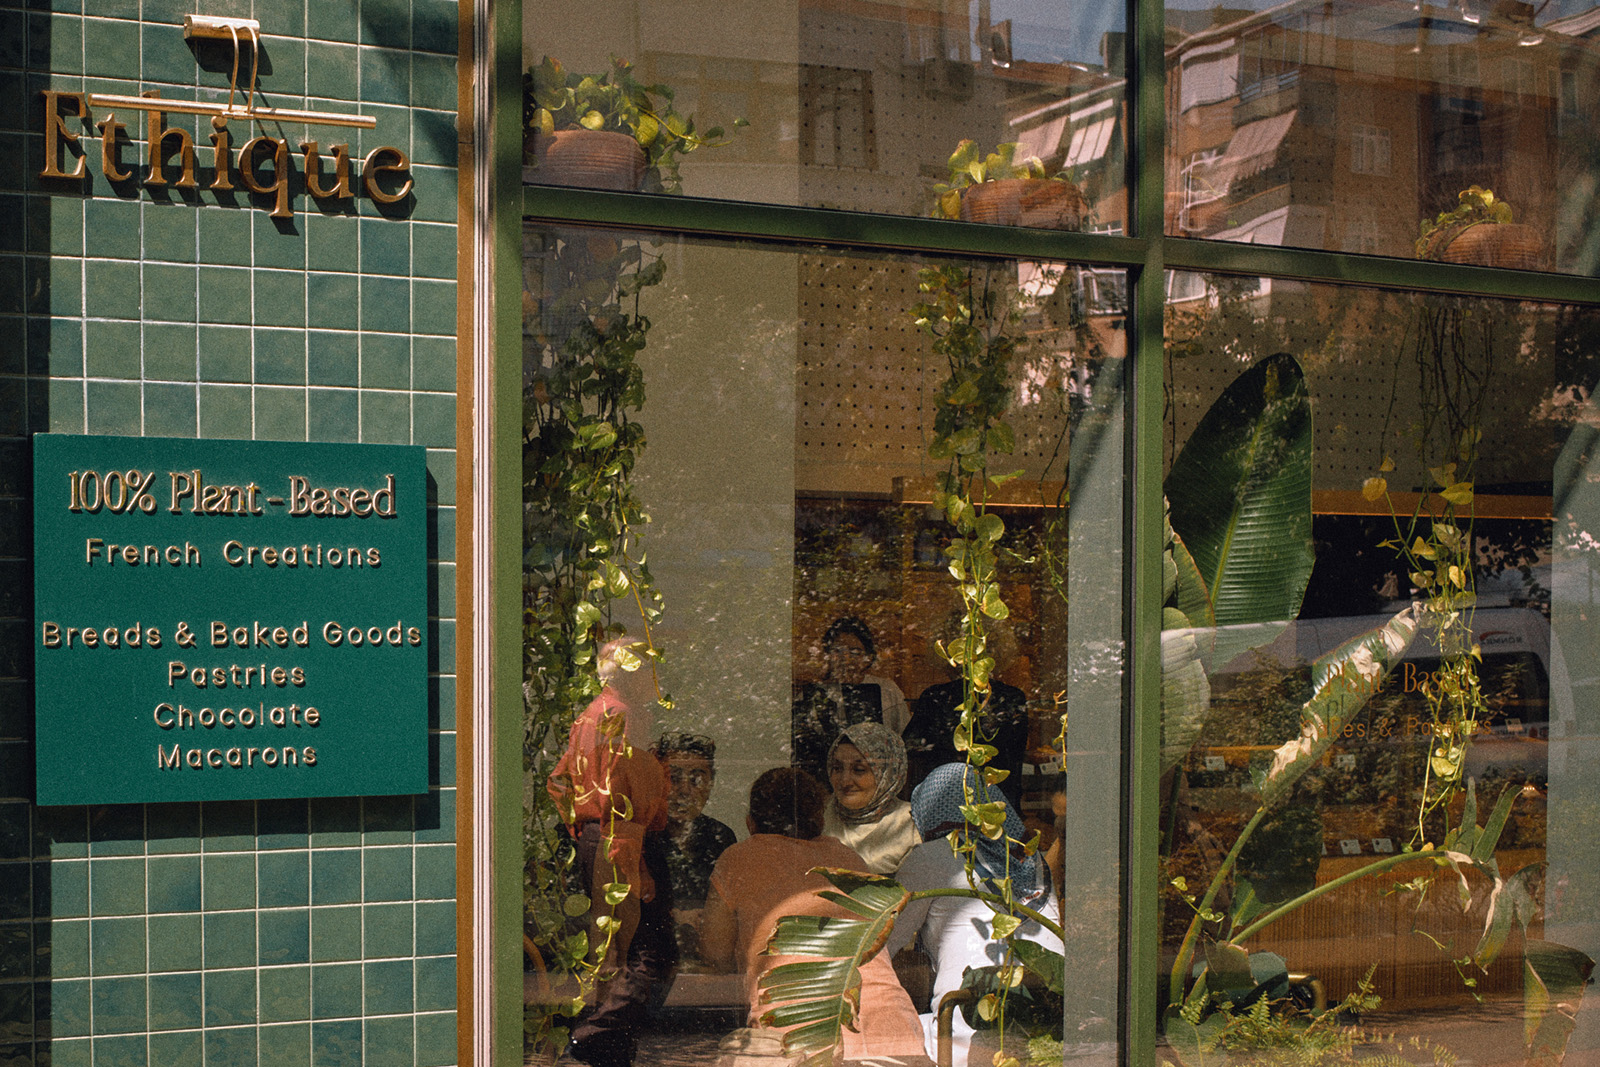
[484,0,1600,1062]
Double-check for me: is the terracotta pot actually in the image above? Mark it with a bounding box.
[959,178,1085,230]
[1438,222,1542,270]
[526,129,646,192]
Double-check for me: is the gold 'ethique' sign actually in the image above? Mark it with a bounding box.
[39,90,414,218]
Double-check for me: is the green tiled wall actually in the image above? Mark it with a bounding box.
[1,1,460,1063]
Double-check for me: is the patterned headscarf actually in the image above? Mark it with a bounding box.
[911,762,1047,903]
[828,721,908,826]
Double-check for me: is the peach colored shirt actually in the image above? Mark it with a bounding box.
[547,690,670,901]
[708,833,929,1060]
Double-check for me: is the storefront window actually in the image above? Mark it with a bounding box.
[1164,0,1600,274]
[522,0,1127,231]
[519,225,1126,1065]
[1159,273,1600,1062]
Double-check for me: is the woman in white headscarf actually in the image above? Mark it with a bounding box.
[820,721,920,874]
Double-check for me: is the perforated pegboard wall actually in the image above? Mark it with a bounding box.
[796,254,1100,495]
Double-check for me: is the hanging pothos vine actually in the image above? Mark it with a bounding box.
[522,227,669,1056]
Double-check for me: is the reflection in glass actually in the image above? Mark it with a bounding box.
[1165,1,1600,273]
[1159,272,1600,1064]
[521,226,1126,1065]
[524,0,1127,230]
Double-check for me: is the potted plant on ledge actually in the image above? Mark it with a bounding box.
[1416,186,1542,270]
[931,140,1086,230]
[523,55,745,193]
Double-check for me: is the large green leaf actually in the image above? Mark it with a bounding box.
[1166,353,1315,655]
[758,869,910,1064]
[1525,940,1595,1065]
[1259,606,1418,807]
[1161,517,1215,773]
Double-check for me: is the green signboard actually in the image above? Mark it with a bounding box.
[32,434,430,805]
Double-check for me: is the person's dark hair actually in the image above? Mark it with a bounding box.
[823,615,875,660]
[652,732,716,763]
[748,767,826,839]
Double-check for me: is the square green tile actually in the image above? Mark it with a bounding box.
[87,857,144,916]
[146,913,202,973]
[201,801,256,850]
[258,800,310,850]
[146,855,200,913]
[147,1029,203,1067]
[140,21,194,88]
[49,979,89,1038]
[206,1026,258,1065]
[309,906,360,963]
[413,845,454,900]
[310,962,360,1019]
[197,384,252,439]
[409,165,457,225]
[412,279,456,336]
[415,787,455,847]
[259,908,309,967]
[84,380,140,435]
[0,923,32,981]
[49,860,88,918]
[42,318,83,378]
[49,1036,93,1067]
[308,799,361,846]
[413,900,453,957]
[312,1019,363,1066]
[0,979,30,1044]
[83,258,140,320]
[43,256,82,317]
[252,211,307,269]
[142,262,198,322]
[425,449,456,506]
[256,271,307,328]
[364,1014,415,1064]
[255,385,307,440]
[363,958,412,1015]
[254,328,307,384]
[415,110,459,170]
[260,1021,312,1067]
[142,382,198,437]
[360,332,409,389]
[415,953,454,1012]
[306,273,360,332]
[197,266,251,325]
[362,848,412,903]
[360,216,409,276]
[201,853,255,911]
[305,213,359,275]
[359,275,408,332]
[413,391,454,448]
[145,804,201,854]
[201,910,256,969]
[92,1034,147,1067]
[143,322,198,381]
[83,198,140,259]
[307,330,358,386]
[306,3,359,46]
[83,319,140,379]
[261,966,311,1025]
[203,966,256,1026]
[416,1010,456,1067]
[147,970,202,1030]
[88,917,144,975]
[360,391,409,444]
[258,851,309,908]
[412,223,455,279]
[198,324,252,383]
[197,207,252,266]
[359,46,410,107]
[89,974,144,1033]
[311,851,360,907]
[362,902,411,959]
[0,257,20,317]
[307,388,360,444]
[142,202,197,262]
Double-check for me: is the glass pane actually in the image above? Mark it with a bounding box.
[1165,1,1600,274]
[521,225,1126,1067]
[1160,273,1600,1062]
[523,1,1126,231]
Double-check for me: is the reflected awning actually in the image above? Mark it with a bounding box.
[1197,109,1297,191]
[1064,117,1117,167]
[1014,114,1067,163]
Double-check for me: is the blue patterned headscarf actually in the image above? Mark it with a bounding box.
[911,763,1047,903]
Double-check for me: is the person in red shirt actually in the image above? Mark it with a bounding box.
[547,638,676,1067]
